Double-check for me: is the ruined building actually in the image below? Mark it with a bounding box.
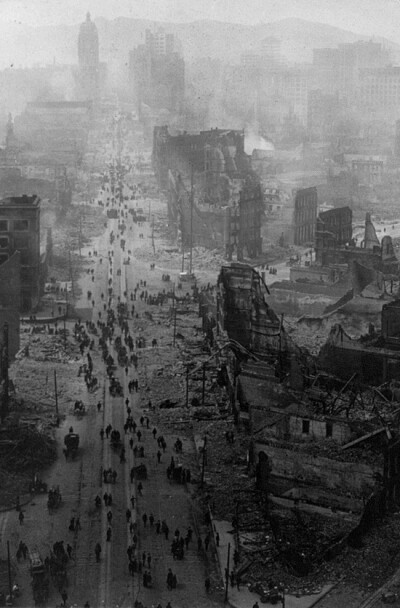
[293,187,318,246]
[152,127,263,259]
[129,28,185,114]
[315,206,353,265]
[201,261,400,564]
[0,195,42,311]
[319,299,400,384]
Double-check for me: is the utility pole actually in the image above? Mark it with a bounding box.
[151,215,155,254]
[173,306,177,347]
[172,282,177,347]
[1,322,9,423]
[7,540,12,602]
[202,363,206,404]
[78,214,82,258]
[68,249,75,299]
[201,436,207,488]
[224,542,231,603]
[189,164,194,275]
[278,313,284,376]
[54,370,59,426]
[185,365,189,408]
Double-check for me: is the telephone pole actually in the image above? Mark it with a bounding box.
[202,363,206,404]
[1,322,9,422]
[151,215,155,254]
[54,370,59,426]
[201,436,207,487]
[185,365,189,407]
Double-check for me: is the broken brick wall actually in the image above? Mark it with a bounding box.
[255,441,381,499]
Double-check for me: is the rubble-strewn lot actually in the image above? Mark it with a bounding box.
[125,290,400,597]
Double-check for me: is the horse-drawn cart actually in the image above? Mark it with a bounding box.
[30,551,49,605]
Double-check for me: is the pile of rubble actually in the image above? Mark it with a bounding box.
[132,244,226,274]
[17,330,80,363]
[0,424,57,508]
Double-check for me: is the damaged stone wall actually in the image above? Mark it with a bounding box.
[255,440,381,500]
[288,414,352,443]
[318,324,400,384]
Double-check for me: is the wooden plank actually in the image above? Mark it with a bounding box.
[341,427,386,450]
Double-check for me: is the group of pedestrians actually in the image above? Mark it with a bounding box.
[67,161,219,608]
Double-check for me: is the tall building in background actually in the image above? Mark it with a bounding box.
[312,40,390,102]
[77,12,100,100]
[129,27,185,114]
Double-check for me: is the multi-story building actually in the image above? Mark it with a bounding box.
[335,153,385,186]
[0,195,41,311]
[293,187,318,246]
[358,66,400,117]
[241,37,285,71]
[129,28,184,114]
[152,126,263,258]
[77,12,106,100]
[315,206,353,264]
[313,40,390,102]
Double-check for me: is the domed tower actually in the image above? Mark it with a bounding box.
[78,12,99,69]
[77,12,99,99]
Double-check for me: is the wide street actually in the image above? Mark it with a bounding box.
[0,123,224,608]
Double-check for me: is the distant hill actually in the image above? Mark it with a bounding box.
[1,16,399,69]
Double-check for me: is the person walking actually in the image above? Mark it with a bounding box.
[18,511,24,525]
[137,482,143,496]
[205,577,211,593]
[157,450,162,464]
[216,532,220,547]
[142,512,147,527]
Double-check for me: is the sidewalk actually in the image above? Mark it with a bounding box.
[213,520,333,608]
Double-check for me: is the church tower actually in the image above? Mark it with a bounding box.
[78,12,99,100]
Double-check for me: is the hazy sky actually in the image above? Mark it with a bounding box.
[1,0,400,42]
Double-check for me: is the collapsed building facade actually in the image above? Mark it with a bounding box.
[268,207,400,317]
[152,127,263,259]
[318,299,400,384]
[199,261,400,577]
